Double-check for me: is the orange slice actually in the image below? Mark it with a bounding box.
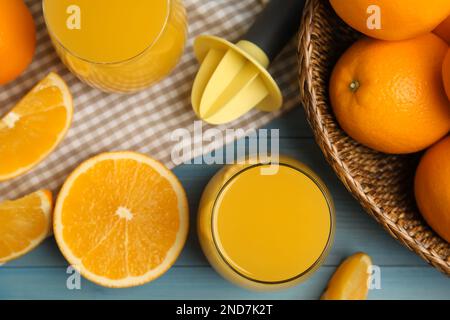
[0,72,73,181]
[321,252,372,300]
[54,152,189,288]
[0,190,53,264]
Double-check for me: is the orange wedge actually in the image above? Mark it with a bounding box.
[0,72,73,181]
[54,152,189,288]
[321,252,372,300]
[0,190,53,264]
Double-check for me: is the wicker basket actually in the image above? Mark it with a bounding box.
[298,0,450,274]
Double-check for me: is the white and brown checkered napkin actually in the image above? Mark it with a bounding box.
[0,0,299,200]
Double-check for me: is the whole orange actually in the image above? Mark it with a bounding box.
[330,0,450,41]
[444,50,450,101]
[434,16,450,44]
[330,34,450,154]
[0,0,36,84]
[415,136,450,243]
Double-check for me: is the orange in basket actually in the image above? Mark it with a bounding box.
[435,16,450,44]
[443,50,450,101]
[330,0,450,41]
[329,34,450,154]
[415,137,450,243]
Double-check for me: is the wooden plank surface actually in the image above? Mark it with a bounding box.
[1,107,449,299]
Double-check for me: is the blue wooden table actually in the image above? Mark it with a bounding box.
[0,106,448,300]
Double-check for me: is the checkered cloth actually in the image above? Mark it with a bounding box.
[0,0,299,200]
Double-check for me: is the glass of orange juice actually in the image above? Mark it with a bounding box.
[198,156,335,291]
[43,0,187,93]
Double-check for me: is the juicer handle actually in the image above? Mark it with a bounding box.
[243,0,306,62]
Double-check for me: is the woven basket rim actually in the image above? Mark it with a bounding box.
[297,0,449,274]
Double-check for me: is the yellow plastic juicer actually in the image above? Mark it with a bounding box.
[192,0,306,125]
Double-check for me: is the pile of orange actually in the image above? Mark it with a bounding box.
[329,0,450,243]
[0,70,189,287]
[0,151,189,288]
[0,1,189,289]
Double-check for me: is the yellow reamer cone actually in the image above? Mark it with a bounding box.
[191,0,306,125]
[192,35,282,125]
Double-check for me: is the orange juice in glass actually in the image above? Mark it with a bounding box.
[43,0,187,93]
[198,157,335,291]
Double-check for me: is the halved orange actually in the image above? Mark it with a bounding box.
[321,252,372,300]
[54,152,189,288]
[0,72,73,181]
[0,190,53,264]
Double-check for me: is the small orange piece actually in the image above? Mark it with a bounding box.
[0,72,73,181]
[321,252,372,300]
[330,34,450,154]
[54,152,189,288]
[415,136,450,243]
[443,50,450,101]
[0,0,36,84]
[330,0,450,41]
[0,190,53,264]
[435,16,450,44]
